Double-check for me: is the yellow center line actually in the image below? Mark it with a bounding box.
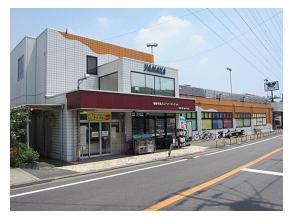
[144,147,283,211]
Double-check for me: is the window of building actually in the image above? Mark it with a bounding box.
[99,72,118,91]
[159,77,175,97]
[252,113,266,126]
[132,114,145,135]
[236,113,251,128]
[201,112,233,130]
[145,74,155,95]
[131,113,176,137]
[131,72,175,97]
[201,112,212,130]
[87,55,97,75]
[223,112,233,129]
[212,112,223,129]
[180,112,197,131]
[17,55,24,80]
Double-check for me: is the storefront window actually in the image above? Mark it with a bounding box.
[132,113,176,139]
[252,113,266,126]
[213,119,223,129]
[202,119,212,130]
[132,117,144,135]
[202,111,232,129]
[181,112,197,131]
[156,118,165,137]
[236,113,251,128]
[166,118,176,135]
[145,118,155,135]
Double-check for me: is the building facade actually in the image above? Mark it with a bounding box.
[10,28,194,162]
[179,86,273,138]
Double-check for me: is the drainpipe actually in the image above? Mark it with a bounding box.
[60,105,64,161]
[26,115,29,148]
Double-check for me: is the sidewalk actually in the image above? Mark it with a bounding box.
[10,132,282,188]
[10,144,211,188]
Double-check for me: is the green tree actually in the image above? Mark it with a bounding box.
[10,107,30,147]
[10,107,39,167]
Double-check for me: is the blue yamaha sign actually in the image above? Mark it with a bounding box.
[144,64,166,75]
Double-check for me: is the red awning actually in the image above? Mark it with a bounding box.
[66,90,195,112]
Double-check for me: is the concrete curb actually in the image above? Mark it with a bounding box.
[10,148,211,189]
[10,134,282,189]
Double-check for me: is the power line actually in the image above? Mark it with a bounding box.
[245,9,283,66]
[207,8,279,80]
[161,10,282,69]
[253,9,282,55]
[267,9,283,38]
[243,9,283,72]
[185,8,274,80]
[234,8,283,69]
[219,9,280,79]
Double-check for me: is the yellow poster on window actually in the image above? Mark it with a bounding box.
[87,111,112,122]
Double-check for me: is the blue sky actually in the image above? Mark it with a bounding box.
[10,8,283,97]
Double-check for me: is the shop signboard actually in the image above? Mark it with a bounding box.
[87,111,112,122]
[144,64,166,75]
[264,81,279,91]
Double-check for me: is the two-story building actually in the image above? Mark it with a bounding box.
[10,28,195,162]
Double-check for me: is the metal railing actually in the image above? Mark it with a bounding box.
[215,129,282,148]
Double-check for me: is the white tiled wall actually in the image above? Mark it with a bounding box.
[35,30,47,104]
[46,28,119,96]
[10,37,37,107]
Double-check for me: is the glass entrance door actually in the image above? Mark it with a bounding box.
[110,121,122,154]
[101,123,111,154]
[89,123,100,156]
[79,123,89,157]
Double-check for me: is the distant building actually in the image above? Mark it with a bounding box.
[271,101,283,129]
[179,85,273,138]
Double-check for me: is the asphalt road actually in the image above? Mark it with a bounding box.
[10,135,283,211]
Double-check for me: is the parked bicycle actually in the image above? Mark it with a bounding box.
[193,130,215,141]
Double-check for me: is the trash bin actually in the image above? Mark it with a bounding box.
[132,134,156,154]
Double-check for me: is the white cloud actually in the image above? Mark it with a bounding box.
[96,17,110,25]
[134,15,191,49]
[199,57,209,65]
[190,34,205,45]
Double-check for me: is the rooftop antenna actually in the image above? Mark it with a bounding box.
[65,28,68,34]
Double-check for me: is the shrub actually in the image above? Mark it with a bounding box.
[19,146,40,164]
[10,147,21,167]
[10,143,40,167]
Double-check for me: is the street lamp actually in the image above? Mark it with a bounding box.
[146,43,158,54]
[78,74,90,89]
[264,78,269,98]
[226,67,232,94]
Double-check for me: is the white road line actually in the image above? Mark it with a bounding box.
[204,135,282,157]
[11,135,282,198]
[193,156,200,159]
[241,168,283,176]
[10,158,187,198]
